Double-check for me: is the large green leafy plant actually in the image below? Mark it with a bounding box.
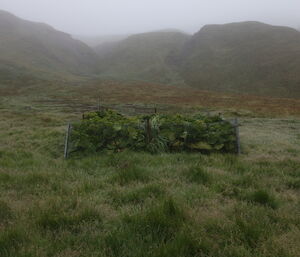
[71,110,236,154]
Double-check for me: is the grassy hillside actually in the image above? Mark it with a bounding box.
[74,34,128,47]
[96,31,190,85]
[0,81,299,257]
[1,12,300,99]
[178,21,300,98]
[94,22,300,98]
[0,10,99,81]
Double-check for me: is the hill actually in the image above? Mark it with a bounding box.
[73,34,128,47]
[95,30,191,85]
[177,21,300,98]
[0,10,99,81]
[1,12,300,99]
[94,22,300,98]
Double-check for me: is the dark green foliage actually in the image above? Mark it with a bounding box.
[72,110,146,153]
[72,110,236,154]
[248,190,279,209]
[157,113,236,152]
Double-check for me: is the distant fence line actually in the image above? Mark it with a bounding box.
[34,99,216,117]
[82,104,158,118]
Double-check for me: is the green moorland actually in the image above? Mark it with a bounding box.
[178,22,300,98]
[95,22,300,98]
[96,30,190,86]
[0,81,300,257]
[0,10,99,81]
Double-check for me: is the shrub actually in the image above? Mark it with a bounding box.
[71,110,237,155]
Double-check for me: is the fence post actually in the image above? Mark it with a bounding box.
[64,123,71,159]
[145,118,152,144]
[234,118,241,154]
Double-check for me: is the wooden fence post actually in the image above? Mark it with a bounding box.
[145,118,152,144]
[234,118,241,154]
[64,123,71,159]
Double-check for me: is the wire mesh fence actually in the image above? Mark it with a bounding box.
[64,109,241,159]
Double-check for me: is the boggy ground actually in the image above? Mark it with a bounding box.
[0,80,299,257]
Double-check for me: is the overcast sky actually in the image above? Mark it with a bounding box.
[0,0,299,36]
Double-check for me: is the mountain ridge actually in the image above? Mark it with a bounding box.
[0,9,99,81]
[177,21,300,97]
[1,10,300,98]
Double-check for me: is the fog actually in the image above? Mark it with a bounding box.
[0,0,299,36]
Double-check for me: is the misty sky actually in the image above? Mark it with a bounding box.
[0,0,299,36]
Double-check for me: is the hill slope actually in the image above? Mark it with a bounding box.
[178,21,300,98]
[74,34,128,47]
[1,12,300,99]
[95,31,191,85]
[0,10,99,80]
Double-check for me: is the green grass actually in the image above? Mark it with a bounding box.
[111,163,150,185]
[0,93,300,257]
[184,166,212,185]
[247,190,279,209]
[0,200,13,223]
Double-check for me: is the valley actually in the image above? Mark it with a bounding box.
[0,8,299,257]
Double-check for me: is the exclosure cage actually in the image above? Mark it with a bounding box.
[64,110,241,159]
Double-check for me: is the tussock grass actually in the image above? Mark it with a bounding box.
[0,200,14,223]
[104,198,188,257]
[286,178,300,189]
[111,164,150,185]
[0,227,27,257]
[247,190,279,209]
[109,184,165,206]
[34,198,103,232]
[184,166,211,185]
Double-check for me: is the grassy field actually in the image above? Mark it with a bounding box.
[0,81,300,257]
